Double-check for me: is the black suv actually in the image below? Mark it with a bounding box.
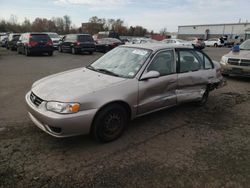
[58,34,95,54]
[6,33,21,50]
[17,33,54,56]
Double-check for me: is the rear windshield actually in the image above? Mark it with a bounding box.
[30,34,49,41]
[48,33,59,38]
[78,35,93,42]
[13,35,20,40]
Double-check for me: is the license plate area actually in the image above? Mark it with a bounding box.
[232,68,243,74]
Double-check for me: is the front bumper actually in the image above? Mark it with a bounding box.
[220,62,250,77]
[25,91,97,138]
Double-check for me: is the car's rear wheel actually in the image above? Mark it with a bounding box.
[214,43,218,47]
[91,104,128,142]
[48,51,53,56]
[89,51,93,55]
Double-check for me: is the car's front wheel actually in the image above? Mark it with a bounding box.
[91,104,128,142]
[214,43,218,47]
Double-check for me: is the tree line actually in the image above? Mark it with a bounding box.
[0,15,151,36]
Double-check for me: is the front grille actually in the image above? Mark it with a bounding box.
[228,58,250,66]
[30,92,43,106]
[228,58,240,65]
[241,59,250,66]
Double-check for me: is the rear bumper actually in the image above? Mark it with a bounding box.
[25,91,97,138]
[28,46,54,53]
[75,46,95,52]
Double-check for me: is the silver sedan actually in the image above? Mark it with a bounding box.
[26,44,225,142]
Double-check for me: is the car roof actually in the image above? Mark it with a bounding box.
[23,32,49,35]
[124,43,193,52]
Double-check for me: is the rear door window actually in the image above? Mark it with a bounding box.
[178,50,201,73]
[195,51,214,69]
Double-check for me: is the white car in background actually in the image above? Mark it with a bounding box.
[45,32,61,49]
[162,39,193,47]
[204,38,223,47]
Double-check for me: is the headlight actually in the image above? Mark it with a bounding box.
[220,56,228,65]
[46,101,80,114]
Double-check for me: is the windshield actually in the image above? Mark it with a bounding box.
[88,47,151,78]
[240,39,250,50]
[48,33,59,38]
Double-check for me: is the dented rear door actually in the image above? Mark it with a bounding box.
[176,49,208,103]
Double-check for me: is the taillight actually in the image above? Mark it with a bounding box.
[46,40,53,46]
[76,41,80,46]
[29,41,38,47]
[112,43,118,47]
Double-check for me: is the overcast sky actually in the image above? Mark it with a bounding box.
[0,0,250,32]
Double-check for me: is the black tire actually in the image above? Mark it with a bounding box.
[197,88,209,106]
[89,51,93,55]
[214,43,218,47]
[48,51,53,56]
[91,104,128,142]
[25,48,30,56]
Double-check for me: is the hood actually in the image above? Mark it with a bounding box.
[31,68,126,102]
[224,50,250,59]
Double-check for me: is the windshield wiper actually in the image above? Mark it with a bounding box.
[95,68,120,77]
[86,65,96,70]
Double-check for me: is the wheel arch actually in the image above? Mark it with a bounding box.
[89,100,132,133]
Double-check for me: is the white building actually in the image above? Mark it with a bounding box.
[178,23,250,40]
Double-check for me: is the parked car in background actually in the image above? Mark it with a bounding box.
[6,33,21,50]
[161,39,193,47]
[204,38,223,47]
[25,43,225,142]
[45,32,61,49]
[17,33,54,56]
[0,35,8,47]
[58,34,95,55]
[95,38,123,53]
[189,37,205,50]
[129,38,160,44]
[220,39,250,77]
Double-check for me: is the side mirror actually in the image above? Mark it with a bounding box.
[140,71,160,80]
[16,40,21,45]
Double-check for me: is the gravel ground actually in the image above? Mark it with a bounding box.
[0,47,249,188]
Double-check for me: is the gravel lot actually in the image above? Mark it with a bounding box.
[0,47,250,188]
